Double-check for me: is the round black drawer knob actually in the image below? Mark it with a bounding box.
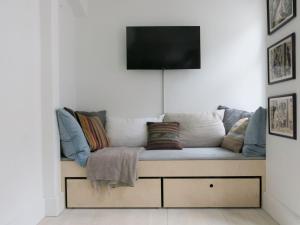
[210,184,214,188]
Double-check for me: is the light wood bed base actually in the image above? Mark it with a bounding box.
[61,160,265,208]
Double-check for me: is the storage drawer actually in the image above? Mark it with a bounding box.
[66,178,161,208]
[163,178,260,208]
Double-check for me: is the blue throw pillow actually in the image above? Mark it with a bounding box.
[242,107,266,157]
[57,109,91,167]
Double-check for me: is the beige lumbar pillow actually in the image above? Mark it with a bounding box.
[221,118,249,153]
[163,111,225,147]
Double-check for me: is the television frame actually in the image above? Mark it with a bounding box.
[126,26,201,70]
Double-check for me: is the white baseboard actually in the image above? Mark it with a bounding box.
[263,192,300,225]
[5,197,45,225]
[44,192,65,216]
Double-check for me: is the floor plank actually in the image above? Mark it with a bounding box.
[38,209,278,225]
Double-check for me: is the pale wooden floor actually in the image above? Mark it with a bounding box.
[39,209,278,225]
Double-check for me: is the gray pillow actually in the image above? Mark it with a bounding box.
[242,107,266,157]
[218,106,252,134]
[64,107,76,118]
[57,109,90,167]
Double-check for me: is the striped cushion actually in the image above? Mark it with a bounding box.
[146,122,182,150]
[76,113,110,151]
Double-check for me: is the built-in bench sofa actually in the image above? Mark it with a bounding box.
[61,147,265,209]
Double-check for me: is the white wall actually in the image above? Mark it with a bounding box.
[59,0,79,108]
[263,2,300,225]
[0,1,45,225]
[41,0,65,216]
[67,0,266,117]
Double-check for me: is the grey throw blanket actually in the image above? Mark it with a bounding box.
[86,147,143,187]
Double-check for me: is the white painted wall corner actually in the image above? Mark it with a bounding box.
[263,192,300,225]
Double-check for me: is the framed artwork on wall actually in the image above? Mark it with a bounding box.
[268,33,296,85]
[267,0,297,35]
[268,93,297,139]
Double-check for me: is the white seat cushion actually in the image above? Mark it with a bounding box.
[139,147,265,160]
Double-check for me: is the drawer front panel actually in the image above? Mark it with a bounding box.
[66,178,161,208]
[163,178,260,208]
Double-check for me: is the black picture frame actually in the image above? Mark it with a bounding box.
[268,93,297,139]
[267,0,297,35]
[267,33,296,85]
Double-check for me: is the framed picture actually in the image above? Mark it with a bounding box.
[268,33,296,85]
[267,0,297,35]
[268,93,297,139]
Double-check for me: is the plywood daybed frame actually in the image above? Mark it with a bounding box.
[62,159,265,208]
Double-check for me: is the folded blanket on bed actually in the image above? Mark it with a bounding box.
[86,147,143,187]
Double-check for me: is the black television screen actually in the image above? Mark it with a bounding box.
[126,26,200,70]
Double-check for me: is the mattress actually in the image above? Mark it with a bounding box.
[61,147,265,161]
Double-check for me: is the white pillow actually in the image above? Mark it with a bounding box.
[106,115,164,147]
[163,110,225,147]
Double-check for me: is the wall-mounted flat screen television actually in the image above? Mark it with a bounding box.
[126,26,201,70]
